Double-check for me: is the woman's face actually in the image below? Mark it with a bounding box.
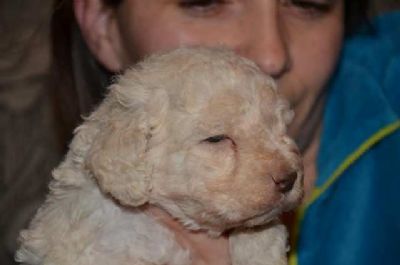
[79,0,344,143]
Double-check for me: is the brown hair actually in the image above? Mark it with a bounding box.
[51,0,115,150]
[50,0,371,151]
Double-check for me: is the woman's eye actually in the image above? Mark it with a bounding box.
[285,0,333,17]
[203,134,230,143]
[178,0,228,15]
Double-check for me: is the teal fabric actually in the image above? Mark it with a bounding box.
[297,12,400,265]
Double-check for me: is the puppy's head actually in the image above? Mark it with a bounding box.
[82,47,303,234]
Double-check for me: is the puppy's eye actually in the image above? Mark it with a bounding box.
[203,134,230,143]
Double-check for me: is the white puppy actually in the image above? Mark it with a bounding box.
[16,48,303,265]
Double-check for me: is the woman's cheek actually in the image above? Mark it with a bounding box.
[279,9,344,107]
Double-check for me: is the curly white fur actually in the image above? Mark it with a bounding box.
[16,48,303,265]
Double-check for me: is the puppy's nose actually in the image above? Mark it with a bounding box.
[272,171,297,193]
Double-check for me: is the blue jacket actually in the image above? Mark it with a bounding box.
[290,12,400,265]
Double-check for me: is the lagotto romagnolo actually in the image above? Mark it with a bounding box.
[16,48,303,265]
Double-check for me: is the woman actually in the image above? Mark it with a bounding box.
[2,0,399,264]
[53,0,399,264]
[54,0,365,203]
[53,1,400,264]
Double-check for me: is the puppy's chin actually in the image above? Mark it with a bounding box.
[241,208,283,228]
[194,210,281,238]
[181,204,282,237]
[202,194,303,235]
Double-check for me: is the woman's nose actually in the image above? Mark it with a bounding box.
[238,7,291,79]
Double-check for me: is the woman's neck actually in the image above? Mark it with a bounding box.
[302,123,321,201]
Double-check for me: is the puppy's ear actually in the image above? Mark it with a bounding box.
[86,114,151,206]
[85,97,153,207]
